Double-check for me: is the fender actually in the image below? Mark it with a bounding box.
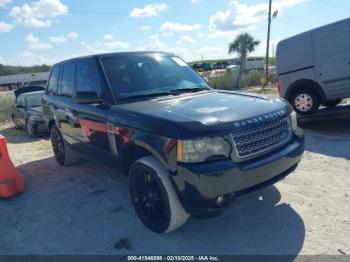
[126,140,168,168]
[118,130,178,172]
[286,79,327,103]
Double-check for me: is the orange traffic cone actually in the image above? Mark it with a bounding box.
[0,135,24,198]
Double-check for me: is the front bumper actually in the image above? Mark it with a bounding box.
[171,129,304,217]
[31,120,49,133]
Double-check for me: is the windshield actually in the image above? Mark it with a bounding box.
[101,54,211,101]
[26,94,43,107]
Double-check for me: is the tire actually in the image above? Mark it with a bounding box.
[50,125,80,166]
[12,115,20,129]
[290,88,320,115]
[26,120,36,138]
[129,156,189,233]
[323,99,342,108]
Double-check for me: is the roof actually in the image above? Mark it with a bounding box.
[53,51,175,66]
[278,17,350,45]
[20,91,45,96]
[14,85,45,98]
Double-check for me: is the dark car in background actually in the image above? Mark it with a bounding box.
[42,52,304,233]
[11,85,48,137]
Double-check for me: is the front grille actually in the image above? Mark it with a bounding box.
[232,117,291,158]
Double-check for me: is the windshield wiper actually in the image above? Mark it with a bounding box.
[117,87,211,102]
[117,91,177,102]
[168,87,211,94]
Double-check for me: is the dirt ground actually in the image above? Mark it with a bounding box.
[0,116,349,255]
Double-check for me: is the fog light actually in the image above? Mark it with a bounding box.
[216,196,225,206]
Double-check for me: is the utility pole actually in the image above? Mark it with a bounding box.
[265,0,272,84]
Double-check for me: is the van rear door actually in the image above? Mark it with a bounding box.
[313,19,350,99]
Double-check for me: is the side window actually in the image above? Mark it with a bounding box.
[23,97,27,108]
[47,66,60,95]
[59,62,75,97]
[76,59,102,97]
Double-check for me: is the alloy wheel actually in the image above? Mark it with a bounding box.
[130,170,169,232]
[51,127,65,165]
[27,121,33,137]
[12,116,19,129]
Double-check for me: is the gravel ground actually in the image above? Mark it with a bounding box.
[0,117,349,255]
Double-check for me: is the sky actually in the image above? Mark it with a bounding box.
[0,0,349,66]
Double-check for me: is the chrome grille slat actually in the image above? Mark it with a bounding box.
[233,117,288,138]
[232,116,291,158]
[234,122,289,146]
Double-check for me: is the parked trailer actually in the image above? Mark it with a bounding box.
[0,72,49,91]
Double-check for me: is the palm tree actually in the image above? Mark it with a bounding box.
[228,33,260,89]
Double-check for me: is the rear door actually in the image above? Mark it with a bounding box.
[314,19,350,99]
[69,58,110,158]
[42,65,61,122]
[54,61,78,145]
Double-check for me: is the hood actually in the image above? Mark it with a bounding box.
[14,86,45,98]
[27,106,43,116]
[111,90,292,139]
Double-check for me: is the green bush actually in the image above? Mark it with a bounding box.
[209,70,265,90]
[0,92,15,122]
[241,70,265,88]
[209,72,237,90]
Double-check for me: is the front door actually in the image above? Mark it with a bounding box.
[70,58,110,159]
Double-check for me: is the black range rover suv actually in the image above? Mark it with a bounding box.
[42,52,305,233]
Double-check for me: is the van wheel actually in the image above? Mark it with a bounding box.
[50,125,79,166]
[129,156,189,233]
[290,88,320,115]
[323,99,342,108]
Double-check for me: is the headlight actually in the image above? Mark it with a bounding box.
[290,111,298,131]
[177,137,231,163]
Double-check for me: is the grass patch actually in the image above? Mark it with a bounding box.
[242,86,278,97]
[209,70,265,90]
[0,91,15,122]
[188,56,275,66]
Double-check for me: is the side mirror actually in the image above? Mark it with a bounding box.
[75,91,104,104]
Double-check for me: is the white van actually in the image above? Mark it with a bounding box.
[276,18,350,114]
